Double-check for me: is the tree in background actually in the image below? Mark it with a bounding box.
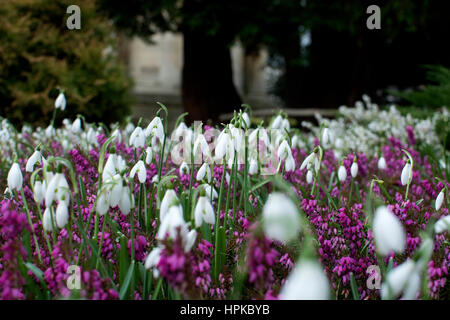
[0,0,132,127]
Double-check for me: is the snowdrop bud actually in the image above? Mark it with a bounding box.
[184,229,197,252]
[119,186,133,215]
[56,202,69,228]
[262,192,301,243]
[351,162,358,178]
[435,189,444,211]
[43,207,54,232]
[322,128,330,145]
[71,118,81,133]
[281,260,330,300]
[285,154,295,172]
[26,150,42,172]
[145,147,153,164]
[194,196,215,228]
[7,163,23,191]
[130,160,147,184]
[55,92,66,110]
[378,156,386,170]
[160,189,178,221]
[401,162,412,186]
[434,215,450,234]
[338,165,347,182]
[249,158,258,175]
[373,206,406,256]
[242,112,250,128]
[306,170,313,184]
[33,180,45,204]
[96,191,110,216]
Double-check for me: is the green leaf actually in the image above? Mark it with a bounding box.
[119,261,135,300]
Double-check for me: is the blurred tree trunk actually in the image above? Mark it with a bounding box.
[182,31,241,123]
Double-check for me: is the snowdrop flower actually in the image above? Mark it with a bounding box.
[179,161,190,175]
[160,189,179,221]
[249,127,270,149]
[7,163,23,191]
[194,134,211,159]
[33,180,46,204]
[381,259,421,300]
[107,174,123,207]
[262,192,301,243]
[130,160,147,184]
[145,147,153,164]
[26,149,43,172]
[71,118,81,133]
[401,161,412,186]
[118,186,133,215]
[55,92,66,110]
[130,127,146,149]
[215,131,231,161]
[280,260,330,300]
[306,170,313,184]
[157,205,187,240]
[271,114,283,130]
[229,126,243,152]
[173,122,188,141]
[184,229,197,252]
[338,165,347,182]
[145,247,162,277]
[434,215,450,234]
[111,128,121,143]
[300,150,319,172]
[96,190,110,216]
[194,195,215,227]
[435,189,444,211]
[351,161,358,178]
[277,140,291,161]
[378,156,386,170]
[45,125,55,138]
[42,207,55,232]
[373,206,406,256]
[103,154,117,182]
[196,163,211,182]
[322,127,331,145]
[285,154,295,172]
[249,158,258,175]
[56,202,69,229]
[201,184,218,200]
[86,127,98,145]
[145,116,164,142]
[242,112,250,128]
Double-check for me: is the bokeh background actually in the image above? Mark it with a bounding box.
[1,0,449,128]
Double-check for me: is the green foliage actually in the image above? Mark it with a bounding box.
[394,65,450,109]
[0,0,132,127]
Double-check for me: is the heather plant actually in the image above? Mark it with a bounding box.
[0,94,449,300]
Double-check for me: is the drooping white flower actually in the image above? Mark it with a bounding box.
[7,162,23,191]
[129,127,146,149]
[71,118,81,133]
[249,158,258,175]
[145,147,153,165]
[215,131,231,161]
[157,205,187,240]
[196,163,211,182]
[322,127,331,145]
[179,161,189,175]
[45,125,55,138]
[184,229,197,252]
[306,170,313,184]
[434,215,450,234]
[194,196,215,227]
[103,154,117,182]
[401,162,412,186]
[173,122,188,141]
[435,189,444,211]
[271,114,283,130]
[42,207,55,232]
[33,180,46,204]
[118,186,133,215]
[351,162,358,178]
[201,184,218,200]
[55,92,66,110]
[277,140,291,161]
[300,151,318,172]
[130,160,147,184]
[338,165,347,182]
[26,150,43,172]
[378,156,386,170]
[242,112,250,128]
[144,247,162,278]
[96,190,110,216]
[56,202,69,229]
[373,206,406,256]
[280,260,330,300]
[381,259,420,300]
[160,189,179,221]
[108,174,123,207]
[285,154,296,172]
[111,128,121,143]
[262,192,301,243]
[145,116,164,142]
[194,134,211,159]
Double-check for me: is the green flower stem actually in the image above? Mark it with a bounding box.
[19,189,43,264]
